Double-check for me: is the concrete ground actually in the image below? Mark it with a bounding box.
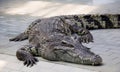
[0,0,120,72]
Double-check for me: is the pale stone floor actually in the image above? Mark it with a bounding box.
[0,0,120,72]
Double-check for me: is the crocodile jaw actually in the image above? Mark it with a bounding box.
[79,55,102,65]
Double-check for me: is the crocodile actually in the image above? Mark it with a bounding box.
[9,14,120,67]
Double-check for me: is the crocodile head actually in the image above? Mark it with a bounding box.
[75,47,102,65]
[60,35,102,65]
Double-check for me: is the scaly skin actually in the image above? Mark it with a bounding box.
[10,14,120,67]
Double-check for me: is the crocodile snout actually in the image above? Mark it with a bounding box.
[91,55,102,65]
[80,55,102,65]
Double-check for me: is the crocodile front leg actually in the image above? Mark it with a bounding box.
[70,24,93,43]
[16,45,39,67]
[9,32,28,41]
[78,28,93,43]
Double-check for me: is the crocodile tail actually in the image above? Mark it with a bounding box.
[9,31,28,41]
[74,14,120,30]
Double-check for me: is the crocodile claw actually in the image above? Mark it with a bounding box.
[24,57,39,67]
[79,31,93,43]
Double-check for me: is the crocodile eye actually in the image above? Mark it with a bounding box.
[61,40,74,47]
